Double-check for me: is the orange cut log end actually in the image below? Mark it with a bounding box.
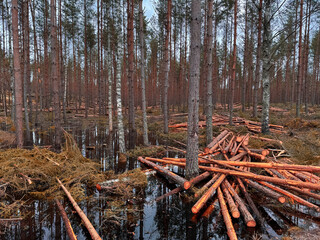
[96,184,102,191]
[247,220,256,228]
[232,211,240,219]
[279,197,286,203]
[191,206,199,214]
[184,181,191,190]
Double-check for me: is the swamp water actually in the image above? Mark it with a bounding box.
[1,118,320,240]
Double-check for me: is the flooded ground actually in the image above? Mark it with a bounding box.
[1,116,320,240]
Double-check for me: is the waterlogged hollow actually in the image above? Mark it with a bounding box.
[1,118,320,240]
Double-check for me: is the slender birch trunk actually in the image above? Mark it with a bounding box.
[261,0,272,134]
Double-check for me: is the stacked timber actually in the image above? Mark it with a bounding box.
[137,130,320,240]
[169,114,285,134]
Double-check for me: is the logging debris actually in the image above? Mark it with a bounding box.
[138,129,320,240]
[169,114,286,134]
[0,131,106,218]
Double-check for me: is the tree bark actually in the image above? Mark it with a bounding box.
[261,0,272,134]
[163,0,171,134]
[186,0,201,179]
[51,0,61,147]
[22,0,30,139]
[253,0,263,118]
[205,0,213,145]
[115,50,125,153]
[127,0,136,149]
[296,0,303,118]
[229,0,237,125]
[139,0,149,146]
[12,0,23,147]
[84,0,88,118]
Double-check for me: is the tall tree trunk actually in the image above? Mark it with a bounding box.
[44,0,49,110]
[296,0,303,118]
[291,1,298,107]
[115,51,125,153]
[186,0,201,179]
[12,0,23,147]
[229,0,237,125]
[30,1,39,126]
[206,0,213,145]
[139,0,149,145]
[84,0,88,118]
[97,0,102,115]
[22,0,30,139]
[108,52,113,132]
[304,0,311,114]
[127,0,136,149]
[261,0,272,134]
[163,0,171,134]
[51,0,61,147]
[253,0,263,118]
[241,1,248,113]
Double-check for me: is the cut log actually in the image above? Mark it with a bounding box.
[230,141,238,156]
[144,158,320,191]
[250,135,283,145]
[202,198,219,218]
[192,174,226,214]
[244,179,286,203]
[223,136,235,154]
[55,199,78,240]
[223,180,256,227]
[290,171,320,184]
[217,187,238,240]
[209,132,232,153]
[236,178,264,224]
[221,183,240,218]
[229,151,248,161]
[156,171,211,201]
[233,133,249,155]
[56,178,102,240]
[207,130,229,148]
[203,159,320,173]
[265,169,320,201]
[257,181,320,212]
[138,157,191,190]
[194,174,221,198]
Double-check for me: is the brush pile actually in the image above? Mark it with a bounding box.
[0,132,106,218]
[138,130,320,240]
[169,114,285,134]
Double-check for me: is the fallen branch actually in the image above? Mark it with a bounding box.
[192,174,226,214]
[217,187,238,240]
[55,199,78,240]
[138,157,191,190]
[56,178,102,240]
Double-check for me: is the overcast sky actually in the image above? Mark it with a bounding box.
[142,0,156,19]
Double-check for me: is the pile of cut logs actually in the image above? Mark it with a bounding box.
[169,114,285,134]
[138,130,320,240]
